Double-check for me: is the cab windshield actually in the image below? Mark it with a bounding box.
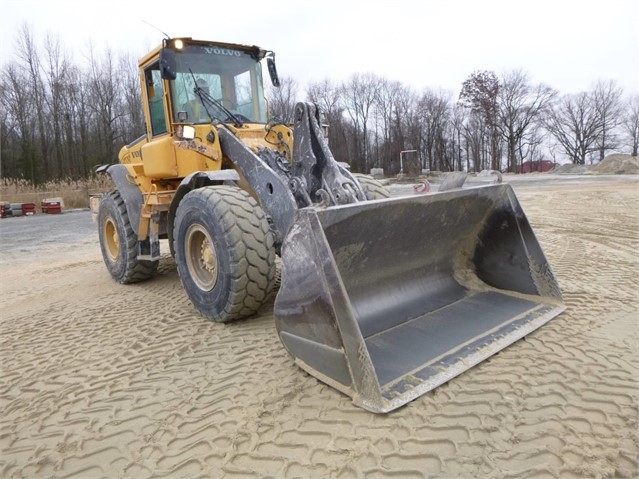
[169,44,268,124]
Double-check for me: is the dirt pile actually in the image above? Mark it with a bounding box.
[551,163,592,174]
[552,154,638,175]
[591,154,639,175]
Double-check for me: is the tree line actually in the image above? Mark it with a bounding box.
[270,72,638,176]
[2,26,637,183]
[1,26,143,183]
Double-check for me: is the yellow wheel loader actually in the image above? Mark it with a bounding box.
[95,38,564,413]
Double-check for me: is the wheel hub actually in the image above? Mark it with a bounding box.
[201,239,216,271]
[104,217,119,261]
[185,224,218,291]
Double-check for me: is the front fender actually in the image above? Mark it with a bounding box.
[167,170,241,256]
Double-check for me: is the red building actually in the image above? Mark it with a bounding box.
[517,160,556,173]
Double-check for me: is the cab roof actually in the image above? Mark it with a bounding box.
[138,38,267,67]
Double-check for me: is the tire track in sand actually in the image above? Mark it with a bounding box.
[1,179,637,478]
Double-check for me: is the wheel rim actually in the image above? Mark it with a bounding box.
[104,217,119,261]
[185,224,218,291]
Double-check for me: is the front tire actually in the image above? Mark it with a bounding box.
[98,191,158,283]
[173,186,276,322]
[353,173,391,200]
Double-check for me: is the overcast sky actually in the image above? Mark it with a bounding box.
[1,0,638,97]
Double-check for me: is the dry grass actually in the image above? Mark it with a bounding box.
[0,177,114,209]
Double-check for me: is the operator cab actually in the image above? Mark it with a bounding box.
[159,38,277,125]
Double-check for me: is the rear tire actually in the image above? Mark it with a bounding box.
[173,185,276,322]
[353,173,391,200]
[98,191,158,283]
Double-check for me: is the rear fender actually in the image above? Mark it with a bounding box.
[103,164,163,260]
[105,164,144,236]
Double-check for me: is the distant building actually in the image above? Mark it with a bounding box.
[515,160,556,173]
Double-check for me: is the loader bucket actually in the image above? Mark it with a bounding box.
[274,183,564,413]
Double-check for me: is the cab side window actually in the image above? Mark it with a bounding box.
[146,66,167,136]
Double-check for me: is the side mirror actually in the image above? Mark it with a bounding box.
[266,57,280,88]
[159,48,177,80]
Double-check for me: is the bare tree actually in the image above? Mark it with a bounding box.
[0,64,38,180]
[43,33,72,178]
[67,65,93,176]
[15,23,48,181]
[86,44,126,165]
[371,78,401,172]
[386,83,420,174]
[118,52,144,141]
[620,94,639,156]
[459,71,500,170]
[496,70,556,172]
[517,123,546,171]
[592,79,624,160]
[306,78,349,162]
[267,75,299,124]
[462,112,489,172]
[1,26,144,180]
[307,79,342,122]
[417,89,453,171]
[450,104,467,171]
[544,91,603,165]
[340,73,382,172]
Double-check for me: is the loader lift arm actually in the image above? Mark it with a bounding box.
[218,101,371,248]
[290,103,366,207]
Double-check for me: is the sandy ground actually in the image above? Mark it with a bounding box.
[0,175,637,478]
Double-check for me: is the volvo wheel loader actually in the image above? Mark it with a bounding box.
[95,37,565,413]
